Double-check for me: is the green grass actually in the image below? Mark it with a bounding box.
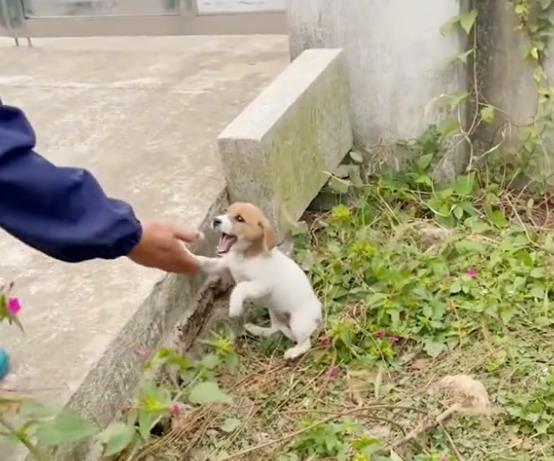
[115,142,554,460]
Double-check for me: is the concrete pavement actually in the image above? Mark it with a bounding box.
[0,35,288,460]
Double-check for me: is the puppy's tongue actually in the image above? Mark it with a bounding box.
[217,234,236,254]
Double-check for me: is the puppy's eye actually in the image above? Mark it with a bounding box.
[236,215,245,223]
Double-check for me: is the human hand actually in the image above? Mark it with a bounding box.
[128,221,203,274]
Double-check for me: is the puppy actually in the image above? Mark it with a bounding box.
[194,202,322,360]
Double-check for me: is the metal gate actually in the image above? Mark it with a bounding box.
[0,0,286,38]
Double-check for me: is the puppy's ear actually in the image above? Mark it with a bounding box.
[260,218,276,253]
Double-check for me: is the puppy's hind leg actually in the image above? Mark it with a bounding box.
[244,324,278,337]
[284,314,318,360]
[245,310,286,338]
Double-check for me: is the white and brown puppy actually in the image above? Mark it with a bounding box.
[195,202,322,360]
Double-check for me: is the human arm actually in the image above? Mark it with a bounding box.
[0,103,199,272]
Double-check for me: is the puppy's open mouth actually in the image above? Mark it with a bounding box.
[217,232,238,255]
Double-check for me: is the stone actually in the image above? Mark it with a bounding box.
[217,48,352,236]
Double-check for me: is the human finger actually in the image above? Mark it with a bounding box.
[173,226,204,243]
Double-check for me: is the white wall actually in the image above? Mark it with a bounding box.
[288,0,467,150]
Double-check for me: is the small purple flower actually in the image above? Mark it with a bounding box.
[319,336,332,349]
[375,329,386,339]
[169,403,180,416]
[132,347,151,359]
[7,298,21,316]
[327,365,340,379]
[467,268,477,278]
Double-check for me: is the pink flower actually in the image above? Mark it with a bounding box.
[169,403,180,416]
[133,347,151,359]
[327,365,340,379]
[389,335,400,343]
[375,329,386,339]
[7,298,21,315]
[467,268,477,278]
[319,336,332,349]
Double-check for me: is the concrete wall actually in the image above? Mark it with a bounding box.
[476,0,554,179]
[288,0,467,151]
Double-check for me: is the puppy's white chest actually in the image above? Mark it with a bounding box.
[226,256,261,283]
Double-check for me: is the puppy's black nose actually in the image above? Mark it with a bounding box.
[212,218,222,228]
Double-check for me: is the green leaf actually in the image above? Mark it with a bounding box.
[138,409,157,441]
[438,117,460,137]
[440,16,459,36]
[459,9,478,34]
[327,175,350,195]
[453,205,464,220]
[530,267,546,279]
[19,399,60,419]
[423,339,445,358]
[456,48,474,64]
[349,150,364,164]
[481,105,495,124]
[189,381,232,405]
[530,286,545,299]
[455,240,487,254]
[488,209,509,228]
[544,233,554,253]
[97,422,136,456]
[201,353,221,370]
[220,417,241,433]
[348,165,365,187]
[411,172,433,188]
[499,305,516,324]
[416,153,433,171]
[450,280,462,294]
[453,172,475,196]
[467,218,491,234]
[35,412,99,447]
[439,91,469,111]
[515,3,527,15]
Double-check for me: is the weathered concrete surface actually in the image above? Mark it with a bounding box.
[476,0,554,181]
[218,48,352,236]
[288,0,467,152]
[0,35,288,460]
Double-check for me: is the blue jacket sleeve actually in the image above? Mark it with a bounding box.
[0,103,142,262]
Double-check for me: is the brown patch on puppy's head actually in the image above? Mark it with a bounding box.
[214,202,275,257]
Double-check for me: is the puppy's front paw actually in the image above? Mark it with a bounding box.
[284,347,302,360]
[194,255,212,265]
[194,255,220,273]
[228,302,243,318]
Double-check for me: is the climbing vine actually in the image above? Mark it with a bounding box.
[511,0,554,175]
[437,0,554,187]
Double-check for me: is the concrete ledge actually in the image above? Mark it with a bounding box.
[13,191,229,461]
[217,48,353,235]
